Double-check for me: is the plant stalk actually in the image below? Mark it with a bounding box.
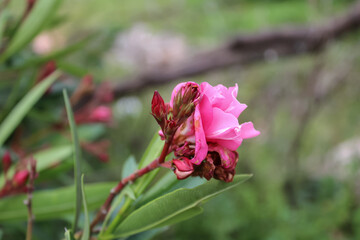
[89,139,172,233]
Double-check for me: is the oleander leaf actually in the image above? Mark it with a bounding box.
[0,71,60,147]
[106,175,252,238]
[0,182,116,222]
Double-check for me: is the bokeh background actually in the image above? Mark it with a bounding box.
[1,0,360,239]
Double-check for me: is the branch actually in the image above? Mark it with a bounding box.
[111,1,360,97]
[88,140,172,234]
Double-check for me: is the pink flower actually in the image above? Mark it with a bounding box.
[171,82,260,164]
[155,81,259,182]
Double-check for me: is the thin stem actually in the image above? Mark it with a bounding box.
[89,139,172,233]
[25,195,33,240]
[25,158,36,240]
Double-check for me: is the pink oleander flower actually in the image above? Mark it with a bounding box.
[157,81,260,182]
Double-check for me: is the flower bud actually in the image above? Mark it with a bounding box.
[2,151,12,175]
[151,91,167,128]
[172,158,194,180]
[12,170,29,187]
[172,83,200,124]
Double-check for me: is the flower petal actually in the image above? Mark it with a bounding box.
[192,104,208,165]
[239,122,261,139]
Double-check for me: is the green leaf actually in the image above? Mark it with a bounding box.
[0,145,72,186]
[138,134,163,168]
[64,228,72,240]
[122,155,137,178]
[136,172,178,207]
[80,175,90,240]
[0,0,62,63]
[0,182,116,222]
[109,175,252,238]
[123,186,136,200]
[133,134,164,194]
[151,206,203,229]
[0,71,60,147]
[63,89,82,232]
[0,10,9,42]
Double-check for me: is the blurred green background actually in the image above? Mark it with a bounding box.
[2,0,360,239]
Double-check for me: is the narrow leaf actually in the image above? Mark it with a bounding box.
[122,155,137,178]
[150,206,203,229]
[80,175,90,240]
[63,89,82,232]
[0,71,60,147]
[135,172,178,207]
[0,10,9,42]
[111,175,252,238]
[138,134,163,168]
[0,182,116,222]
[0,0,62,62]
[64,228,72,240]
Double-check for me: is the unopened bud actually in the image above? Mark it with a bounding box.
[13,170,29,187]
[151,91,167,128]
[172,157,194,180]
[2,151,12,175]
[171,83,200,124]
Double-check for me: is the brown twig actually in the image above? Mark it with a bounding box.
[107,1,360,98]
[25,157,36,240]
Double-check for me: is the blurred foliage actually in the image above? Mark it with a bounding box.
[0,0,360,239]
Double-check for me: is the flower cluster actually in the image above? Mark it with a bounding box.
[152,82,260,182]
[0,153,37,198]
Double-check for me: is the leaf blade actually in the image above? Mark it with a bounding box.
[64,228,72,240]
[0,0,62,62]
[63,89,82,232]
[0,71,60,147]
[80,175,90,240]
[112,175,252,238]
[0,182,116,222]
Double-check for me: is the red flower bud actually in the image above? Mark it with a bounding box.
[173,158,194,180]
[2,151,12,175]
[12,170,29,187]
[151,91,167,128]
